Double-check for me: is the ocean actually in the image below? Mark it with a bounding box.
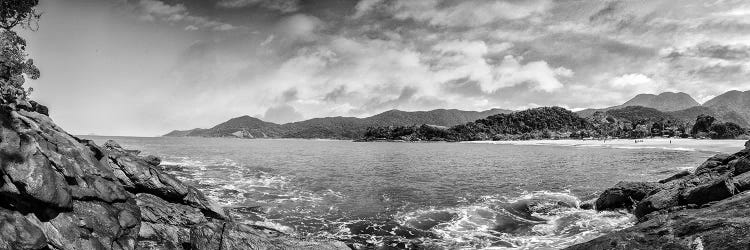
[83,136,745,249]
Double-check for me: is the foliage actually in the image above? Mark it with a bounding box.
[362,107,593,141]
[0,0,40,104]
[691,114,716,136]
[708,122,745,139]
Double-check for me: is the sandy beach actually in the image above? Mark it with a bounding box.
[463,138,747,153]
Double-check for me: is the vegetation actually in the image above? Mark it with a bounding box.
[362,106,750,142]
[0,0,40,104]
[363,107,593,141]
[690,114,746,139]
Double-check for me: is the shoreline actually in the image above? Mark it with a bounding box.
[462,138,748,153]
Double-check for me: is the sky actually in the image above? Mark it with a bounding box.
[23,0,750,136]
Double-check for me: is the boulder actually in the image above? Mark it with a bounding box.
[680,176,736,206]
[633,188,681,219]
[594,181,661,211]
[729,156,750,176]
[141,155,161,167]
[190,222,349,250]
[0,208,47,250]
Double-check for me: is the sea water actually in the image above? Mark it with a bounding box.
[83,136,744,249]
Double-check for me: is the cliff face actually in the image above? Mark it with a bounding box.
[0,104,347,250]
[567,141,750,249]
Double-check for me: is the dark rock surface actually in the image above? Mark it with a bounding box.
[594,181,661,211]
[567,140,750,249]
[0,105,347,249]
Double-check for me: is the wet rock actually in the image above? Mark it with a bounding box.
[579,199,595,210]
[566,192,750,250]
[0,208,47,250]
[595,181,661,211]
[141,155,161,166]
[184,186,228,220]
[190,222,349,250]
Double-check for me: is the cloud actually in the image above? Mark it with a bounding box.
[134,0,237,31]
[609,73,654,88]
[263,104,304,123]
[216,0,300,13]
[387,0,553,27]
[276,14,323,42]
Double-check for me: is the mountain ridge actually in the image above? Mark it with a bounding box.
[165,90,750,139]
[164,108,513,139]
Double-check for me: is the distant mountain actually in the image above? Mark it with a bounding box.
[577,91,749,127]
[577,92,700,117]
[620,92,700,112]
[164,108,513,139]
[703,90,750,127]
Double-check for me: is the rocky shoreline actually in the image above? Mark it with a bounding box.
[566,140,750,249]
[0,103,347,249]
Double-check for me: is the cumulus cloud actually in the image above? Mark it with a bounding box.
[134,0,237,31]
[388,0,553,27]
[275,14,323,42]
[216,0,300,13]
[263,104,304,123]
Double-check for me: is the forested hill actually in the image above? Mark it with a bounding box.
[362,107,593,141]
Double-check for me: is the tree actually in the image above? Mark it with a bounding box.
[691,114,715,137]
[0,0,41,104]
[709,122,745,139]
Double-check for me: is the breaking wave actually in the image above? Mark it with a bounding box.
[159,156,634,249]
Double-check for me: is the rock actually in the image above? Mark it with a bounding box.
[190,222,349,250]
[28,101,48,116]
[594,181,661,211]
[680,176,736,206]
[0,104,345,250]
[729,156,750,176]
[141,155,161,166]
[0,208,47,250]
[658,170,691,184]
[633,188,681,219]
[579,199,595,210]
[566,192,750,250]
[746,140,750,149]
[732,171,750,192]
[107,153,189,200]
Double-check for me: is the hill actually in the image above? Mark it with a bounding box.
[703,90,750,127]
[576,92,700,118]
[164,108,513,139]
[362,107,593,141]
[619,92,700,112]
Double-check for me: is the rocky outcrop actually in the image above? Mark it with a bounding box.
[594,181,661,211]
[567,140,750,249]
[0,104,347,249]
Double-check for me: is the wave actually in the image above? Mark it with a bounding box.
[159,156,634,249]
[321,191,635,249]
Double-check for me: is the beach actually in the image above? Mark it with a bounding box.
[464,138,748,153]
